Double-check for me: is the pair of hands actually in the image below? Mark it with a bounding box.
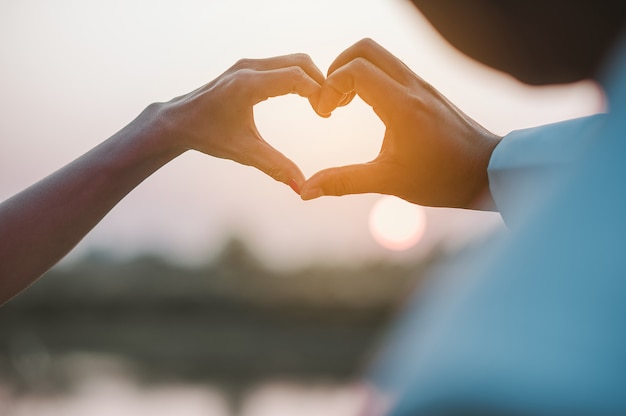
[0,39,502,304]
[152,39,501,210]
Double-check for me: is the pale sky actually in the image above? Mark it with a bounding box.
[0,0,604,268]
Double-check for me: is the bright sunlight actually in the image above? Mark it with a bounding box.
[368,196,427,251]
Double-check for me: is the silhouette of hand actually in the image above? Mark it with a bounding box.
[301,39,500,209]
[150,54,325,192]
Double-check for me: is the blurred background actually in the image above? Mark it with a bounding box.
[0,0,603,414]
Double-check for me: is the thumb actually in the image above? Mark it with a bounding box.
[300,163,383,200]
[310,89,355,118]
[316,82,348,116]
[243,138,306,193]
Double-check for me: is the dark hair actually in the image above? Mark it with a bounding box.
[410,0,626,84]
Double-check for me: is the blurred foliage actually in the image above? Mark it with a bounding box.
[0,238,441,394]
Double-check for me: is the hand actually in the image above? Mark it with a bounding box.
[300,39,501,209]
[149,54,325,192]
[0,54,324,304]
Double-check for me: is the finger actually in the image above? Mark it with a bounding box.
[338,91,356,107]
[229,54,328,117]
[320,90,356,113]
[174,54,325,105]
[327,38,416,86]
[300,163,387,200]
[317,57,402,119]
[243,137,306,192]
[231,53,326,88]
[307,90,326,118]
[243,66,322,104]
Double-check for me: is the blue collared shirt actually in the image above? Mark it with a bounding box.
[374,34,626,416]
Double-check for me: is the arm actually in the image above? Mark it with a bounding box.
[300,39,502,209]
[0,54,324,305]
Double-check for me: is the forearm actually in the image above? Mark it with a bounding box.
[0,103,182,304]
[0,54,324,305]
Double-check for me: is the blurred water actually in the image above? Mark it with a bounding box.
[0,354,365,416]
[0,250,423,416]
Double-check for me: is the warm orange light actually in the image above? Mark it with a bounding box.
[368,196,426,251]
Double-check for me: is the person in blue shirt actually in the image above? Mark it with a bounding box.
[2,2,626,413]
[299,1,626,414]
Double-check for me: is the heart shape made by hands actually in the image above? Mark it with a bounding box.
[254,94,384,181]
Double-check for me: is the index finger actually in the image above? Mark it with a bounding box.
[242,136,306,189]
[318,57,404,121]
[328,39,416,86]
[301,162,388,200]
[241,66,322,104]
[230,53,326,87]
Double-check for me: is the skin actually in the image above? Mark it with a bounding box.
[300,0,626,204]
[7,1,622,305]
[300,1,626,206]
[0,54,325,305]
[0,41,506,304]
[300,39,501,209]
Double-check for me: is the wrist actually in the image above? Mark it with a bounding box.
[466,131,501,210]
[134,102,189,159]
[100,103,187,185]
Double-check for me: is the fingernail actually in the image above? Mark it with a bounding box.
[339,93,351,106]
[301,187,324,200]
[316,104,332,117]
[289,178,301,195]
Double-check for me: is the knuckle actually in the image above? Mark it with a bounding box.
[232,58,253,70]
[407,92,426,110]
[395,92,426,120]
[287,65,307,79]
[291,52,313,64]
[355,37,377,52]
[285,66,308,91]
[351,56,369,69]
[343,57,369,79]
[228,68,254,88]
[414,75,437,96]
[265,165,284,182]
[331,174,353,196]
[145,101,164,113]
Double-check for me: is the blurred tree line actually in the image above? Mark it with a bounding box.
[0,238,441,394]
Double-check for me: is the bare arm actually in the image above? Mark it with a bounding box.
[0,54,324,305]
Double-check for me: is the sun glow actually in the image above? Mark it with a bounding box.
[369,196,427,251]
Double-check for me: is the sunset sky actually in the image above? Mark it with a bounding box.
[0,0,603,269]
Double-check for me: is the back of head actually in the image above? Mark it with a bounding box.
[410,0,626,85]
